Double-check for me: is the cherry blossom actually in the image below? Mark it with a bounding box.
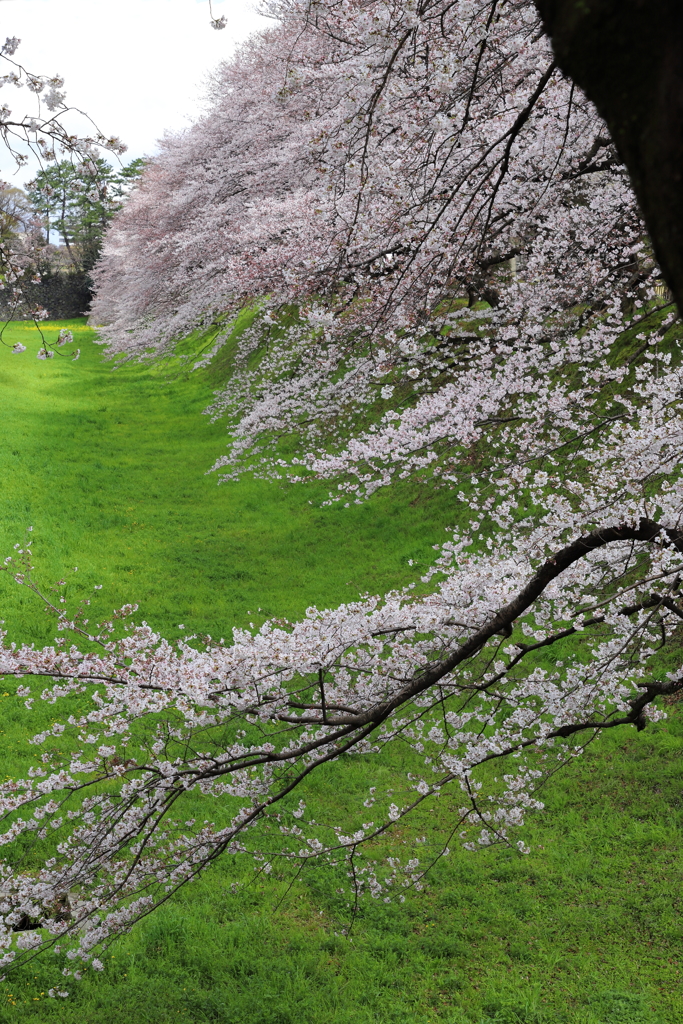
[0,0,680,976]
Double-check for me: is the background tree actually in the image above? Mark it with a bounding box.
[27,157,144,274]
[0,158,144,321]
[0,184,33,244]
[0,33,124,350]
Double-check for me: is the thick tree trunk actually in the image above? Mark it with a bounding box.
[534,0,683,313]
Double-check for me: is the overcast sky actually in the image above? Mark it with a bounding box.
[0,0,268,183]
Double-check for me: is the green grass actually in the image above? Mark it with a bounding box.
[0,319,454,643]
[0,320,681,1023]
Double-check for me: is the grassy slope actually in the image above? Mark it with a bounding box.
[0,320,681,1024]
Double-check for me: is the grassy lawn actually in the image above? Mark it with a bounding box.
[0,320,681,1024]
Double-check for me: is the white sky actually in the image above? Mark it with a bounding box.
[0,0,268,183]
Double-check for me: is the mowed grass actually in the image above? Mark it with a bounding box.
[0,319,452,642]
[0,320,681,1024]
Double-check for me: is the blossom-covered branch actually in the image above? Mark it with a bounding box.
[0,513,681,970]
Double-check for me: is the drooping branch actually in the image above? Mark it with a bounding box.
[275,518,683,729]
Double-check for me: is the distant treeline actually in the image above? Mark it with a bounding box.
[0,156,144,321]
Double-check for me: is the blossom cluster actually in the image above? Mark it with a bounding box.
[0,510,680,970]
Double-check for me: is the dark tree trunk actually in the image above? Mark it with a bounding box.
[534,0,683,313]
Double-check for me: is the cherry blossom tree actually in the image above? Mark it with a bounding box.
[0,0,681,984]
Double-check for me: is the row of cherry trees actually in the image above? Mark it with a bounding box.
[0,0,681,983]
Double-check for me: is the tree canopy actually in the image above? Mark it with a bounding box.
[27,158,144,274]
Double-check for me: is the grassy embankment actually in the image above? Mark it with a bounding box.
[0,319,681,1024]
